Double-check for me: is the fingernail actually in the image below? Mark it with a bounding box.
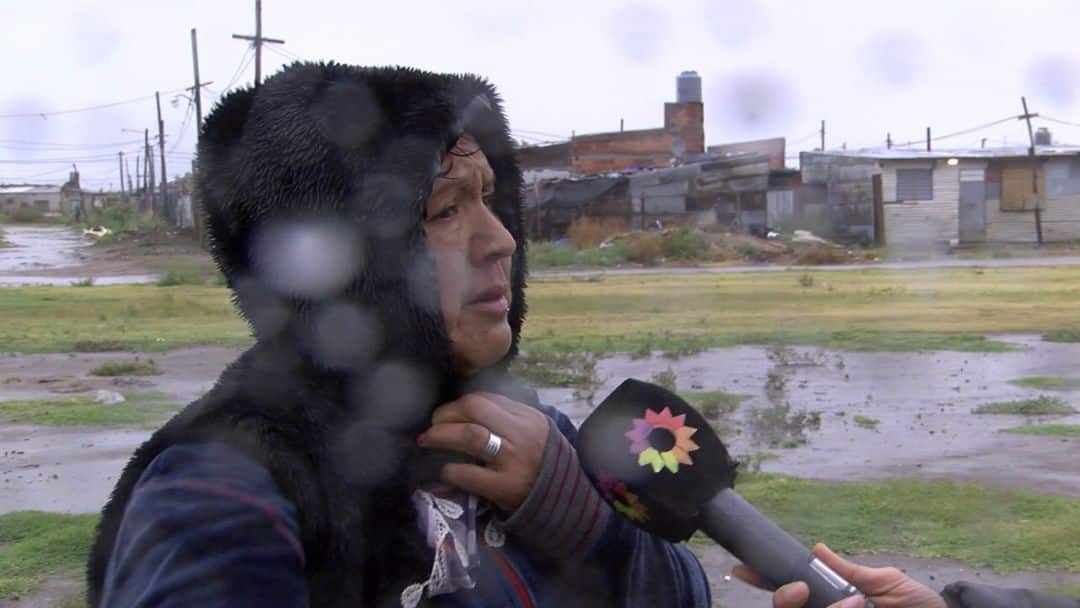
[780,584,804,603]
[416,433,427,446]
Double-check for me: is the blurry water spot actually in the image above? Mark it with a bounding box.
[711,70,797,129]
[2,98,57,143]
[862,32,925,88]
[349,361,437,431]
[309,302,382,370]
[407,253,443,316]
[231,275,291,337]
[251,220,364,299]
[313,80,383,150]
[703,0,768,49]
[331,422,405,487]
[355,172,420,241]
[1026,55,1080,108]
[67,9,122,65]
[610,4,667,64]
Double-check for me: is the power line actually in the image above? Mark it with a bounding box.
[892,115,1019,148]
[513,128,571,140]
[0,165,74,182]
[266,44,303,64]
[788,129,821,146]
[1040,115,1080,129]
[0,88,188,119]
[222,46,256,92]
[168,101,195,154]
[0,138,143,151]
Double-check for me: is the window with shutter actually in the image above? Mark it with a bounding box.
[896,168,933,201]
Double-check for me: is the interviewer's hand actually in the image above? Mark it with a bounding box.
[732,543,946,608]
[419,392,549,513]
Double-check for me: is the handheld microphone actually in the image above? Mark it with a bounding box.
[575,379,872,608]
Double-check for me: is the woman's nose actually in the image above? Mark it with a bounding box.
[472,204,517,265]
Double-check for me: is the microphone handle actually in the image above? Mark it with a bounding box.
[700,489,873,608]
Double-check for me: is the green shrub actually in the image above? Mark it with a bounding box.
[662,226,709,260]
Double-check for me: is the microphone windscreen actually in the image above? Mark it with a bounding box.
[575,379,738,541]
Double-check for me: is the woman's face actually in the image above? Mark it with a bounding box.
[425,135,516,375]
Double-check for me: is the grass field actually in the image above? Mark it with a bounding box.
[0,511,96,598]
[2,266,1080,354]
[0,393,178,428]
[1009,376,1080,391]
[973,396,1075,415]
[725,474,1080,573]
[1005,424,1080,437]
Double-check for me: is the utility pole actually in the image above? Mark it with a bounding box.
[886,132,892,149]
[191,27,206,246]
[135,155,141,194]
[926,127,931,152]
[1020,96,1044,245]
[232,0,285,88]
[145,128,156,214]
[156,92,168,219]
[820,120,825,151]
[118,151,126,202]
[126,158,134,195]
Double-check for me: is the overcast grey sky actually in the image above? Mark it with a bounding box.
[4,0,1080,190]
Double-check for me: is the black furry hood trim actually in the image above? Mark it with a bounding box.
[198,62,527,393]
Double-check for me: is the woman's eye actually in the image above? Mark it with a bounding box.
[482,194,496,209]
[430,204,459,221]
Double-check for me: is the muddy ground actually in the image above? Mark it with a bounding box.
[2,226,1079,605]
[2,341,1079,605]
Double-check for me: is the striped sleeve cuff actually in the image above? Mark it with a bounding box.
[501,417,611,560]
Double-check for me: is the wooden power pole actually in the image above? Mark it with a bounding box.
[145,129,155,213]
[118,151,126,202]
[1020,96,1044,245]
[156,91,168,219]
[820,120,825,151]
[232,0,285,88]
[191,28,206,246]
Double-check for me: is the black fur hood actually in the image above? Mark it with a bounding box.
[198,62,528,398]
[87,64,531,607]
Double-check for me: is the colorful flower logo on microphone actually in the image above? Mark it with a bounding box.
[624,407,699,474]
[597,473,648,522]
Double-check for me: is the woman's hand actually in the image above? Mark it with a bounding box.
[419,393,549,513]
[732,543,947,608]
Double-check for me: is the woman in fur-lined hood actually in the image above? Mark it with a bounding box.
[87,62,710,608]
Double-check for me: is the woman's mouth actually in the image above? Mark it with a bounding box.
[466,286,509,314]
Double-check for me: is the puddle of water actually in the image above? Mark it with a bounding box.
[2,340,1078,515]
[0,226,87,272]
[0,274,158,286]
[0,423,149,513]
[539,335,1080,497]
[0,225,159,286]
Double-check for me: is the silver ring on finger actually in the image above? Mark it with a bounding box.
[480,430,503,463]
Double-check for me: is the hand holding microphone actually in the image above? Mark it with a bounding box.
[574,379,876,608]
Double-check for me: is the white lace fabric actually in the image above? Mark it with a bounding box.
[400,490,507,608]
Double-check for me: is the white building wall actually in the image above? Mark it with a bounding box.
[882,160,958,247]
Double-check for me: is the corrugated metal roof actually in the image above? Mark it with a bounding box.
[806,145,1080,161]
[0,185,61,195]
